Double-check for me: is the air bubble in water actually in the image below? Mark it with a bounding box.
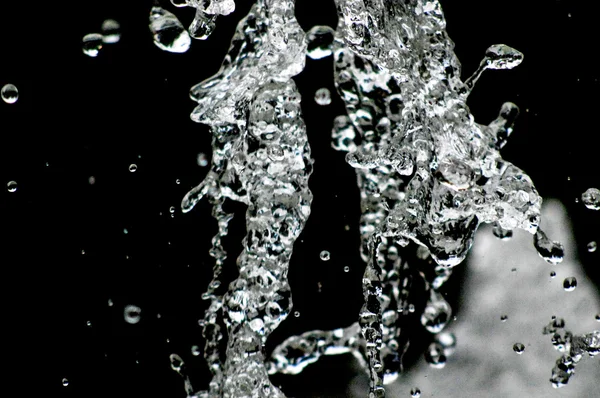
[149,6,191,53]
[62,378,69,387]
[82,33,103,57]
[129,163,137,172]
[581,188,600,210]
[588,241,597,253]
[124,305,141,324]
[191,345,201,356]
[513,342,525,354]
[320,250,331,261]
[563,277,577,292]
[306,25,335,60]
[1,84,18,104]
[7,181,17,193]
[314,88,331,106]
[101,19,121,43]
[533,229,564,264]
[410,388,421,397]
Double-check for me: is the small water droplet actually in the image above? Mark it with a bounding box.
[425,342,446,368]
[314,87,332,106]
[1,84,19,104]
[306,25,335,59]
[88,176,96,185]
[581,188,600,210]
[86,320,92,327]
[175,179,181,185]
[595,314,600,322]
[408,304,415,313]
[191,345,201,356]
[108,299,113,307]
[550,271,556,278]
[513,342,525,354]
[124,304,142,324]
[587,241,597,253]
[62,378,69,387]
[197,152,209,167]
[82,33,103,57]
[410,388,421,397]
[320,250,330,261]
[533,229,564,264]
[101,19,121,44]
[344,266,350,272]
[129,163,137,172]
[500,315,508,322]
[294,311,300,318]
[169,353,184,372]
[7,180,17,193]
[170,206,176,214]
[563,277,577,292]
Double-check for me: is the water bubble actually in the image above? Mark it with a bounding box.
[587,241,597,252]
[513,342,525,354]
[533,229,564,264]
[7,181,17,193]
[563,277,577,292]
[191,345,201,356]
[1,84,19,104]
[314,88,332,106]
[197,152,209,167]
[124,305,142,324]
[306,25,335,59]
[344,266,350,272]
[501,315,508,322]
[320,250,330,261]
[581,188,600,210]
[149,6,191,53]
[82,33,103,57]
[62,378,69,387]
[410,388,421,397]
[101,19,121,43]
[129,163,137,172]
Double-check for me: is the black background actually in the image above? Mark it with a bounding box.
[1,0,599,397]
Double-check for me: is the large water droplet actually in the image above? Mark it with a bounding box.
[314,88,332,106]
[484,44,524,70]
[533,229,564,264]
[129,163,137,172]
[421,291,452,334]
[306,25,335,59]
[7,180,17,193]
[82,33,103,57]
[513,342,525,354]
[124,305,142,324]
[1,84,19,104]
[149,6,191,53]
[101,19,121,43]
[581,188,600,210]
[563,277,577,292]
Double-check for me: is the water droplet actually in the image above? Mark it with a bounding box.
[410,388,421,397]
[82,33,103,57]
[484,44,524,70]
[108,299,114,307]
[314,88,332,106]
[129,163,137,172]
[101,19,121,43]
[492,223,513,240]
[501,315,508,322]
[149,6,191,53]
[86,320,92,327]
[191,345,201,356]
[408,304,415,313]
[124,304,142,324]
[7,180,17,193]
[319,250,330,261]
[595,314,600,322]
[175,178,181,185]
[434,332,456,355]
[123,228,129,235]
[420,291,452,333]
[344,266,350,272]
[513,342,525,354]
[1,84,19,104]
[197,152,209,167]
[62,378,69,387]
[88,176,96,185]
[587,241,597,253]
[550,271,556,278]
[306,25,335,59]
[169,353,184,372]
[425,342,446,368]
[170,206,176,214]
[563,277,577,292]
[294,311,300,318]
[533,229,564,264]
[581,188,600,210]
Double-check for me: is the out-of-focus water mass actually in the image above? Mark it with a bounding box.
[0,0,598,397]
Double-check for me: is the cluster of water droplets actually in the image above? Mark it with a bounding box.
[542,318,600,388]
[82,19,121,57]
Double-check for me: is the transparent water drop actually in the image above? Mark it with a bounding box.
[175,179,181,185]
[88,176,96,185]
[1,84,19,104]
[170,353,184,372]
[563,277,577,292]
[171,0,188,6]
[149,6,191,53]
[320,250,330,261]
[587,241,597,252]
[197,152,209,166]
[492,222,513,240]
[306,25,335,59]
[189,7,217,40]
[124,304,142,324]
[294,311,300,318]
[170,206,176,214]
[101,19,121,43]
[550,271,556,278]
[314,88,331,106]
[86,320,92,327]
[7,180,17,193]
[344,266,350,272]
[581,188,600,210]
[425,342,446,368]
[533,229,564,264]
[129,163,137,172]
[410,388,421,397]
[123,228,129,235]
[501,314,508,322]
[108,298,113,307]
[513,342,525,354]
[484,44,524,70]
[191,345,201,356]
[408,304,415,313]
[82,33,103,57]
[62,378,69,387]
[420,291,452,334]
[434,332,456,355]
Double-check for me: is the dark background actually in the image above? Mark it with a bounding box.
[0,0,599,397]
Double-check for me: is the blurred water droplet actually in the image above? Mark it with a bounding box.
[88,176,96,185]
[410,388,421,397]
[533,229,564,264]
[513,342,525,354]
[294,311,300,318]
[434,332,456,355]
[587,241,597,252]
[492,223,513,240]
[191,345,201,356]
[124,305,142,324]
[484,44,524,70]
[595,314,600,322]
[314,87,331,106]
[581,188,600,210]
[129,163,137,172]
[319,250,330,261]
[149,6,191,53]
[62,378,69,387]
[1,84,19,104]
[123,228,129,235]
[306,25,334,59]
[86,320,92,327]
[7,180,17,193]
[108,299,113,307]
[550,271,556,278]
[169,353,184,372]
[175,179,181,185]
[197,152,209,166]
[563,277,577,292]
[501,315,508,322]
[101,19,121,43]
[170,206,176,214]
[425,342,446,368]
[82,33,103,57]
[408,304,415,313]
[344,266,350,272]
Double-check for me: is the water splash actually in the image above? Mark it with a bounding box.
[169,0,235,40]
